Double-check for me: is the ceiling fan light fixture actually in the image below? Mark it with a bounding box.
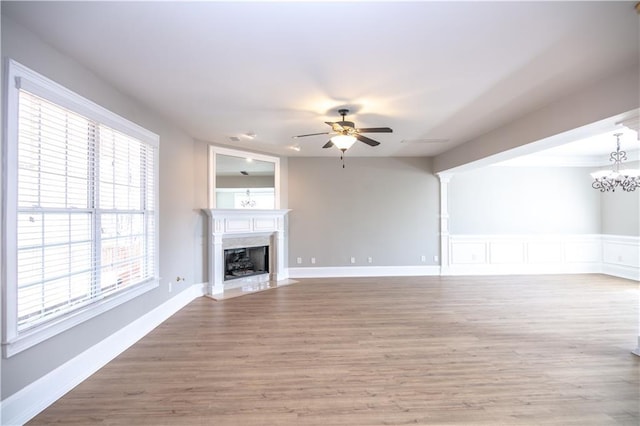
[331,134,357,151]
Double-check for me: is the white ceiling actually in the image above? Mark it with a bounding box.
[3,1,639,159]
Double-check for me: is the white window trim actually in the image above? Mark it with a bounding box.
[2,59,160,357]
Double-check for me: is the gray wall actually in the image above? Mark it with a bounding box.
[1,16,203,399]
[448,166,601,234]
[600,161,640,236]
[288,157,439,267]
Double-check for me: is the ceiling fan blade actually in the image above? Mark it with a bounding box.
[292,131,330,139]
[322,141,334,149]
[326,121,344,132]
[356,134,381,147]
[356,127,393,133]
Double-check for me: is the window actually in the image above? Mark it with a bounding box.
[2,60,159,357]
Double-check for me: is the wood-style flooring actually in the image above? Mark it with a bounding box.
[28,274,639,425]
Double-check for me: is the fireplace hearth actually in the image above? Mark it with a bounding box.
[224,246,269,281]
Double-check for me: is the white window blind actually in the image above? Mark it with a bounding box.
[3,60,159,356]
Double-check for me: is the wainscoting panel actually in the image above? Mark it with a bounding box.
[489,241,525,264]
[601,235,640,281]
[450,242,486,264]
[564,240,602,263]
[527,241,563,264]
[447,234,612,277]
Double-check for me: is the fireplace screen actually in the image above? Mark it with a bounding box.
[224,246,269,281]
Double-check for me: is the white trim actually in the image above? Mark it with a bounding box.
[0,283,205,426]
[492,150,640,168]
[288,265,441,279]
[601,263,640,281]
[11,60,158,146]
[3,280,158,358]
[208,146,280,209]
[2,59,161,356]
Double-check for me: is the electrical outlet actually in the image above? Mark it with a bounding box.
[350,257,356,264]
[168,282,173,292]
[367,257,372,263]
[434,255,439,262]
[421,255,426,262]
[311,257,316,264]
[296,257,302,264]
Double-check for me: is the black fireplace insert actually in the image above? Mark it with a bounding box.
[224,246,269,281]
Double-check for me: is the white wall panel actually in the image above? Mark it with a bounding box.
[527,241,563,263]
[447,234,638,281]
[450,242,486,264]
[224,219,252,233]
[564,240,602,263]
[603,235,640,268]
[489,242,525,264]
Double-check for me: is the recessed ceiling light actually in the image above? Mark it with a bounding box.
[289,145,301,152]
[244,132,256,139]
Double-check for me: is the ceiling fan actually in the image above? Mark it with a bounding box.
[293,109,392,161]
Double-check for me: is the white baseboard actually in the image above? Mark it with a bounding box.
[445,263,602,276]
[601,234,640,281]
[0,283,205,426]
[601,263,640,281]
[288,265,440,279]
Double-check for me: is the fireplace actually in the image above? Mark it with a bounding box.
[203,209,290,296]
[224,246,269,281]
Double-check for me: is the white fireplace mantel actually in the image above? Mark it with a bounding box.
[203,209,290,296]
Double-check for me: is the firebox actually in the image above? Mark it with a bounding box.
[223,246,269,281]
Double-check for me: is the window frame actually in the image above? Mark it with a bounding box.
[2,59,160,357]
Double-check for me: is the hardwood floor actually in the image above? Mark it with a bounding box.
[28,274,639,425]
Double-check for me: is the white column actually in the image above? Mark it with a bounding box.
[274,215,289,281]
[438,173,453,275]
[211,233,224,295]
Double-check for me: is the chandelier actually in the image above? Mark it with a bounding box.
[591,133,640,192]
[240,189,256,208]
